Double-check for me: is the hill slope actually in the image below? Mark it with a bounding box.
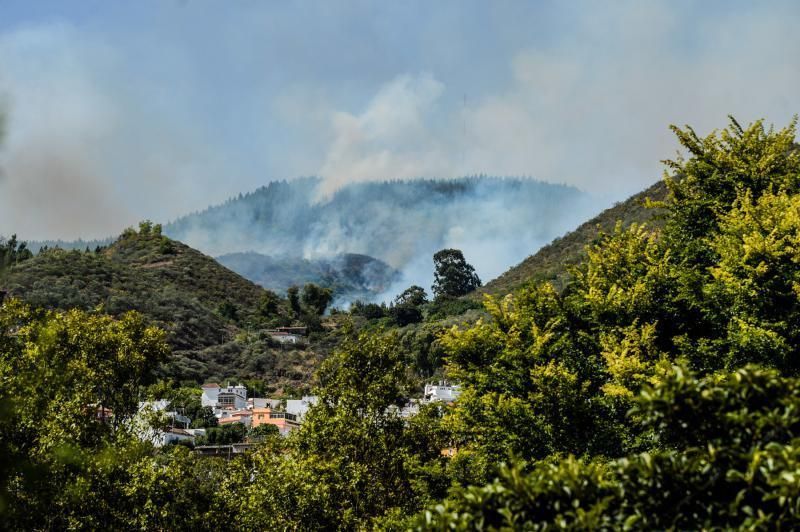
[216,252,399,302]
[476,181,669,297]
[0,225,322,387]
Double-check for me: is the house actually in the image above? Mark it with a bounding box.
[266,330,301,344]
[218,409,252,427]
[424,382,461,404]
[200,383,249,417]
[285,395,318,421]
[250,397,282,410]
[251,407,301,436]
[216,384,248,411]
[159,427,196,447]
[186,428,206,438]
[200,383,220,408]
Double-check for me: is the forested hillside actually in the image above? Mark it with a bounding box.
[165,177,592,297]
[0,222,324,386]
[217,251,399,301]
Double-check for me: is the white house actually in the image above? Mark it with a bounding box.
[424,382,461,404]
[267,331,301,344]
[201,383,220,408]
[217,384,248,411]
[286,395,318,421]
[159,427,195,447]
[250,397,282,410]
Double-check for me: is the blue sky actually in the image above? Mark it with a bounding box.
[0,0,799,239]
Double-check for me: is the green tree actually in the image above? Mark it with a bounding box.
[0,299,168,528]
[390,285,428,326]
[409,365,800,530]
[287,285,301,315]
[248,423,279,441]
[258,289,282,317]
[219,327,449,529]
[432,249,481,299]
[0,234,33,273]
[301,283,333,315]
[707,190,800,372]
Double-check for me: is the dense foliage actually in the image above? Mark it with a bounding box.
[0,300,169,528]
[3,117,800,530]
[0,235,33,274]
[432,249,482,299]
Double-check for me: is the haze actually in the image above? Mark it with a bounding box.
[0,0,799,240]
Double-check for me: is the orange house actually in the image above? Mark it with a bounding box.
[251,407,301,436]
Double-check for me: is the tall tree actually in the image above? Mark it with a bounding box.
[431,249,481,299]
[390,285,428,326]
[301,283,333,316]
[287,285,301,315]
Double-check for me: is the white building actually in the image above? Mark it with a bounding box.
[250,397,282,410]
[286,395,318,421]
[424,382,461,404]
[159,428,196,447]
[267,331,302,344]
[217,384,248,411]
[201,383,220,408]
[200,383,249,416]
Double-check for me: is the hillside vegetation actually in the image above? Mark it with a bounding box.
[0,222,323,387]
[217,251,398,301]
[477,180,669,296]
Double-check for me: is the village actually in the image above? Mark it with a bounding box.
[135,380,461,456]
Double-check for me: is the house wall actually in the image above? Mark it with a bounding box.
[201,386,220,408]
[251,407,300,435]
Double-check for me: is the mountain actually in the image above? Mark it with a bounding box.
[216,252,399,303]
[165,177,594,298]
[476,180,669,296]
[0,224,321,388]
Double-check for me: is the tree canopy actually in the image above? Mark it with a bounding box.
[432,248,481,299]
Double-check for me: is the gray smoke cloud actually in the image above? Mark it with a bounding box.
[309,5,800,203]
[0,23,242,240]
[166,177,596,303]
[0,1,798,242]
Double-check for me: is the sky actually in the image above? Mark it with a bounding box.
[0,0,799,240]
